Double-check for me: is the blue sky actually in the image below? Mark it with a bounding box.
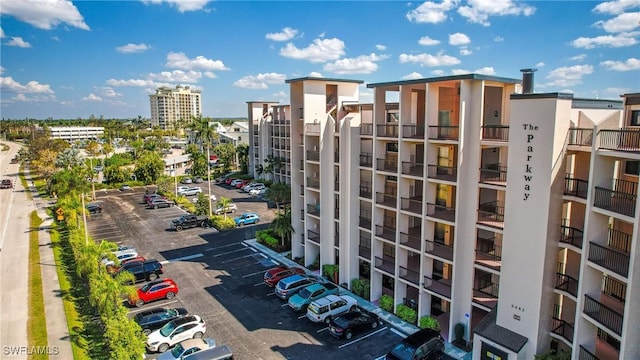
[1,0,638,120]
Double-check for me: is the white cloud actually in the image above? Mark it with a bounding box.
[399,52,461,67]
[116,43,151,54]
[6,37,31,48]
[451,66,495,75]
[457,0,535,26]
[165,52,230,71]
[0,0,89,30]
[233,72,286,89]
[572,32,638,48]
[375,44,386,51]
[595,12,640,33]
[600,58,640,71]
[593,0,639,15]
[0,66,4,75]
[0,76,54,94]
[449,32,470,46]
[83,93,102,102]
[545,64,594,87]
[402,72,424,80]
[265,27,299,41]
[569,54,587,62]
[148,70,202,83]
[0,27,4,38]
[142,0,211,13]
[493,36,504,42]
[406,0,457,24]
[203,71,217,79]
[460,47,473,56]
[272,91,288,99]
[106,78,158,87]
[308,71,323,77]
[535,62,545,67]
[323,53,389,74]
[280,38,346,63]
[431,69,446,76]
[604,87,631,95]
[418,36,440,46]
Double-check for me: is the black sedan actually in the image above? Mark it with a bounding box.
[328,308,383,340]
[133,307,188,335]
[86,203,103,214]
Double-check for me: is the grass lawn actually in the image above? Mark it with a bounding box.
[28,211,48,360]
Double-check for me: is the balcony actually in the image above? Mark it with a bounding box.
[334,179,339,192]
[583,294,623,336]
[374,256,395,275]
[307,177,320,189]
[399,266,420,285]
[423,275,452,298]
[551,317,574,344]
[307,230,320,245]
[477,201,505,229]
[588,241,630,278]
[475,240,502,271]
[427,165,457,182]
[402,161,424,177]
[306,150,320,162]
[306,123,320,134]
[481,125,509,141]
[402,124,425,139]
[473,281,499,309]
[598,128,640,152]
[555,273,579,297]
[360,152,373,167]
[479,164,507,186]
[359,234,371,258]
[377,158,398,172]
[399,231,421,251]
[359,216,371,229]
[376,192,397,208]
[593,179,637,217]
[377,124,399,138]
[360,124,373,136]
[578,345,599,360]
[560,221,584,249]
[307,203,320,216]
[565,176,589,199]
[568,128,593,146]
[428,126,459,141]
[360,183,372,198]
[401,197,422,215]
[426,203,456,222]
[376,225,397,243]
[425,240,453,261]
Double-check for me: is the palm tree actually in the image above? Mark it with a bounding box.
[265,183,291,214]
[216,196,232,219]
[272,207,294,248]
[264,155,283,182]
[56,147,84,170]
[190,117,219,152]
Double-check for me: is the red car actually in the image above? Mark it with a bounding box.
[236,180,251,189]
[263,266,306,287]
[225,177,235,185]
[129,278,179,307]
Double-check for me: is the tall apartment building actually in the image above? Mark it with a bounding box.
[248,74,639,359]
[149,85,202,130]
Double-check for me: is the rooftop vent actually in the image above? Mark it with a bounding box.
[520,68,537,94]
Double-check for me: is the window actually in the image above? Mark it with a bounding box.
[386,142,398,152]
[624,161,639,176]
[630,110,640,126]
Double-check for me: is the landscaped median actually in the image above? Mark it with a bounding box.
[28,211,49,360]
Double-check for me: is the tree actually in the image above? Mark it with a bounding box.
[190,151,208,177]
[236,143,249,174]
[104,165,131,184]
[214,143,236,173]
[216,197,232,219]
[155,175,174,195]
[102,142,115,158]
[85,140,101,158]
[265,183,291,214]
[31,149,58,184]
[134,151,165,184]
[193,193,210,216]
[56,147,84,170]
[129,138,144,160]
[264,155,283,181]
[272,207,293,247]
[534,350,571,360]
[50,169,90,197]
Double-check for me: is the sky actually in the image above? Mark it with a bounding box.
[0,0,639,120]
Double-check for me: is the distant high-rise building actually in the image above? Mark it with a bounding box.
[149,85,202,130]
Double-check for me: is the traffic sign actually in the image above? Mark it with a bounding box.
[56,208,64,216]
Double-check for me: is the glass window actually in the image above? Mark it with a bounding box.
[630,110,640,126]
[624,161,639,176]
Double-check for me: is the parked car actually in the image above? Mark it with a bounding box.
[146,315,206,353]
[157,338,216,360]
[213,202,237,215]
[235,180,250,189]
[192,194,216,204]
[144,193,166,204]
[120,184,131,191]
[224,177,235,185]
[0,179,14,189]
[385,328,445,360]
[234,212,260,226]
[181,187,203,196]
[101,248,139,267]
[129,278,179,308]
[182,344,233,360]
[244,183,266,193]
[148,199,175,209]
[263,266,306,287]
[107,255,146,273]
[274,274,316,300]
[306,294,358,323]
[133,307,188,335]
[249,187,267,196]
[143,191,160,202]
[193,177,204,184]
[229,179,243,187]
[177,186,190,193]
[328,308,383,340]
[170,214,210,231]
[288,282,340,312]
[181,177,193,184]
[86,203,103,214]
[116,259,163,283]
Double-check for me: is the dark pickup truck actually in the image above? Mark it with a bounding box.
[169,214,210,231]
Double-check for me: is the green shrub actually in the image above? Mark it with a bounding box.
[379,294,394,312]
[322,264,339,281]
[210,215,236,230]
[396,304,418,324]
[309,254,320,271]
[174,196,195,213]
[351,278,364,297]
[419,315,440,331]
[256,229,279,248]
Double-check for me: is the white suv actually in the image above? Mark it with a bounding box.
[181,187,202,196]
[306,294,357,323]
[147,315,206,353]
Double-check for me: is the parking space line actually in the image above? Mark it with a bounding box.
[280,303,289,307]
[221,253,255,264]
[127,299,178,314]
[297,314,307,319]
[270,259,279,265]
[159,253,204,264]
[213,247,250,257]
[266,293,276,297]
[249,247,257,252]
[241,270,265,278]
[390,327,405,338]
[254,282,266,287]
[337,326,388,349]
[316,327,328,333]
[204,243,243,252]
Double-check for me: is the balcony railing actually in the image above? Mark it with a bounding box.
[307,177,320,189]
[377,158,398,172]
[359,246,371,258]
[551,317,574,344]
[376,192,397,207]
[425,240,453,261]
[560,221,584,249]
[475,241,502,271]
[374,256,395,275]
[473,281,499,308]
[402,161,424,177]
[477,201,505,228]
[568,128,593,146]
[608,228,632,252]
[360,152,373,167]
[427,165,457,182]
[377,123,399,137]
[399,266,420,285]
[479,164,507,185]
[578,345,599,360]
[306,150,320,162]
[399,232,421,251]
[555,273,579,297]
[481,125,509,141]
[426,203,456,222]
[401,197,422,214]
[359,216,371,229]
[588,242,629,277]
[375,225,397,243]
[402,124,425,139]
[360,124,373,136]
[305,123,320,134]
[583,294,623,336]
[593,179,637,217]
[360,183,372,198]
[565,176,589,199]
[598,128,640,152]
[423,275,452,298]
[428,126,459,141]
[307,230,320,244]
[307,203,320,216]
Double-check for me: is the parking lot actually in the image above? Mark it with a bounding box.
[87,181,403,360]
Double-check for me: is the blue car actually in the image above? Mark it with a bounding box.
[234,212,260,226]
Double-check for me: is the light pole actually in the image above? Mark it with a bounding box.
[89,158,96,201]
[173,158,178,198]
[207,144,212,217]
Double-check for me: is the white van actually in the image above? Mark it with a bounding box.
[182,344,233,360]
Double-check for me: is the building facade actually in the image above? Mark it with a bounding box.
[149,85,202,130]
[48,126,104,141]
[249,74,639,359]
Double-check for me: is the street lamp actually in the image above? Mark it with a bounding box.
[207,144,212,217]
[172,158,177,198]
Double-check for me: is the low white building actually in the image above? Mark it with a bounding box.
[49,126,104,141]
